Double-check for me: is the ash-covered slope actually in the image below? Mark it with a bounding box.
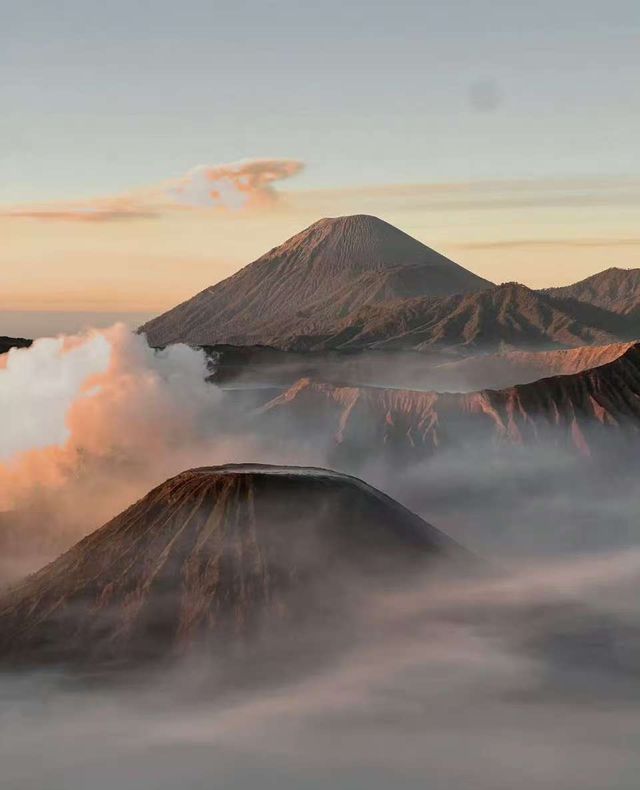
[546,268,640,317]
[140,215,492,348]
[0,464,457,668]
[260,343,640,462]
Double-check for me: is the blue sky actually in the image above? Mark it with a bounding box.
[2,0,639,202]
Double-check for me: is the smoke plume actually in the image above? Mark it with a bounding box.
[0,325,260,577]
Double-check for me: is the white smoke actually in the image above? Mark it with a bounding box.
[0,324,219,495]
[0,333,112,460]
[0,325,259,575]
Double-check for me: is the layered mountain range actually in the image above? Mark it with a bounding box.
[142,215,640,354]
[0,465,459,669]
[293,282,631,353]
[258,342,640,464]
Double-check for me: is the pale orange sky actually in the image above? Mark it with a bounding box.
[2,169,639,321]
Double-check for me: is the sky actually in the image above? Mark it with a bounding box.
[1,0,639,333]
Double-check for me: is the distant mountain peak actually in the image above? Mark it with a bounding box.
[141,215,493,348]
[546,266,640,317]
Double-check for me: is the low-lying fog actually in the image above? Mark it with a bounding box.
[2,551,640,790]
[2,326,640,788]
[210,342,627,394]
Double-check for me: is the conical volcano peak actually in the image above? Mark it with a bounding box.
[141,215,493,347]
[0,464,459,668]
[265,213,456,276]
[307,213,418,244]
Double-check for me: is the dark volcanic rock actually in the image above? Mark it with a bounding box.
[0,336,32,355]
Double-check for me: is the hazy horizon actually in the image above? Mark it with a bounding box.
[2,0,638,318]
[4,200,640,337]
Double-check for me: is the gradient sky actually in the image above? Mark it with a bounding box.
[2,0,639,332]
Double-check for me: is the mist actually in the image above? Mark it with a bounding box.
[2,324,640,788]
[2,550,640,789]
[2,325,638,581]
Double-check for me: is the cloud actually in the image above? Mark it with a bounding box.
[0,326,219,562]
[5,205,155,223]
[2,169,638,225]
[4,195,158,223]
[456,237,640,251]
[1,158,304,222]
[166,158,304,210]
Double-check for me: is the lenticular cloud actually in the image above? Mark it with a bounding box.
[167,158,304,210]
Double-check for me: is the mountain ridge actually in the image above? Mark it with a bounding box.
[545,267,640,316]
[258,342,640,463]
[279,281,632,353]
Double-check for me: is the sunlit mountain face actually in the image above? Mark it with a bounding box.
[3,1,640,788]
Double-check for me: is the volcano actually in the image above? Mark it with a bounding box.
[140,215,492,348]
[0,464,459,669]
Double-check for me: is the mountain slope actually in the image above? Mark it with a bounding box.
[285,282,631,353]
[546,268,640,316]
[0,464,458,668]
[140,215,493,347]
[259,343,640,463]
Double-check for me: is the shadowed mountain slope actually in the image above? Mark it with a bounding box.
[140,215,492,348]
[546,268,640,317]
[289,282,632,353]
[0,464,459,668]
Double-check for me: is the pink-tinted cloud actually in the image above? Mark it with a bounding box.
[2,158,305,222]
[166,159,304,210]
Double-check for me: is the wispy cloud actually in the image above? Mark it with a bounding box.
[2,158,305,223]
[166,159,304,210]
[5,198,156,223]
[457,238,640,251]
